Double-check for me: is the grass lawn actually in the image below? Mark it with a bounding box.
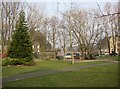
[0,59,2,77]
[3,63,118,87]
[96,55,119,61]
[2,59,107,78]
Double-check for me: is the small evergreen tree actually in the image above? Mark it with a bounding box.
[8,11,33,61]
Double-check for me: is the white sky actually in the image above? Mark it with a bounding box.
[25,0,118,2]
[1,0,119,17]
[44,1,118,17]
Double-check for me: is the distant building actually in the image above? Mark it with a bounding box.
[32,40,52,53]
[97,36,120,55]
[109,36,120,54]
[32,31,52,53]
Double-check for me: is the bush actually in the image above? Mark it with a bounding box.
[33,52,39,58]
[21,58,35,66]
[84,54,96,60]
[2,58,11,66]
[24,60,35,66]
[2,57,34,66]
[56,56,64,60]
[10,59,23,65]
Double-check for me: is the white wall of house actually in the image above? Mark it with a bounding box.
[109,36,120,54]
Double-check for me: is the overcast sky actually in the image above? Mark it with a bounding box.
[2,0,117,18]
[45,2,104,17]
[45,2,118,18]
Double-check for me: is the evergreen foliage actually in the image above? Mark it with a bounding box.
[8,11,33,61]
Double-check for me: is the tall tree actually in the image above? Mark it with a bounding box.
[8,11,33,60]
[50,16,58,58]
[1,2,20,54]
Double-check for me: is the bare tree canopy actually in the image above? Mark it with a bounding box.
[0,1,120,59]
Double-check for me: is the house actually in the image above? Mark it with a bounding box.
[97,36,120,55]
[109,36,120,54]
[32,30,52,53]
[32,41,52,53]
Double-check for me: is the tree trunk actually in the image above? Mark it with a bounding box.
[1,6,5,54]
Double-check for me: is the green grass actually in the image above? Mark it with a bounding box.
[2,60,70,78]
[2,60,107,78]
[0,66,1,76]
[97,55,119,61]
[3,63,118,87]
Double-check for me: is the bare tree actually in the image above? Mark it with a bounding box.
[57,19,69,55]
[97,2,120,55]
[103,2,118,55]
[1,2,20,54]
[50,16,58,51]
[61,8,102,59]
[25,3,45,41]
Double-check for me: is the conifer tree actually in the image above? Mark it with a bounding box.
[8,11,33,61]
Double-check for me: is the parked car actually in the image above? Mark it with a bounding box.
[64,52,82,59]
[64,53,72,59]
[73,53,81,59]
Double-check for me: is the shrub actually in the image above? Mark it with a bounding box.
[33,52,38,58]
[10,59,22,65]
[24,60,35,66]
[2,58,11,66]
[84,54,96,60]
[2,57,35,66]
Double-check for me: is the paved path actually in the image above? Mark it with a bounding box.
[2,62,117,83]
